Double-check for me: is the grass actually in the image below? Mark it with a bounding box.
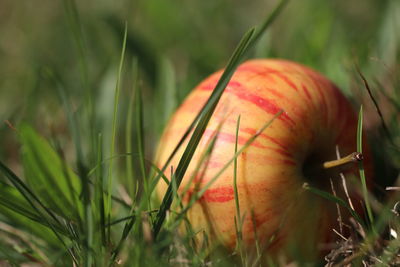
[152,25,256,240]
[0,0,400,266]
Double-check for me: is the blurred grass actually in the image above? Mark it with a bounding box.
[0,0,399,266]
[0,1,395,140]
[1,0,397,186]
[0,0,396,126]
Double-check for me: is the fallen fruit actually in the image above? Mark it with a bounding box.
[156,59,369,260]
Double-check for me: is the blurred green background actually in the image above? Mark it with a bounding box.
[0,0,399,184]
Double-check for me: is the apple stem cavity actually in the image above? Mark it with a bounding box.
[323,152,363,170]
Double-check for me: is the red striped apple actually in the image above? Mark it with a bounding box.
[156,59,367,259]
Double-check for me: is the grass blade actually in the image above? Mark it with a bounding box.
[0,160,77,264]
[134,74,149,208]
[182,111,283,215]
[357,105,374,226]
[179,119,224,202]
[20,125,83,221]
[109,59,145,265]
[153,0,290,240]
[151,0,290,195]
[152,28,255,239]
[106,22,128,242]
[303,183,365,228]
[0,181,62,245]
[233,115,246,265]
[44,71,93,265]
[165,122,222,234]
[96,133,106,246]
[125,58,139,200]
[234,116,242,230]
[109,212,137,265]
[45,69,93,264]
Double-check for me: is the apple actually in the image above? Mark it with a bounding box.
[156,59,368,260]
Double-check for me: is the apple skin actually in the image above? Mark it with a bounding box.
[156,59,367,259]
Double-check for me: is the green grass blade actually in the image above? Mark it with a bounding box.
[233,115,246,265]
[134,74,149,208]
[153,0,290,237]
[125,58,138,199]
[183,111,283,215]
[357,105,374,226]
[109,60,146,265]
[48,68,93,266]
[0,160,77,264]
[54,74,93,266]
[188,110,283,207]
[151,0,290,204]
[106,22,128,242]
[84,180,93,267]
[20,125,83,221]
[165,124,222,234]
[0,181,62,244]
[234,116,241,229]
[0,185,44,224]
[303,183,365,228]
[96,133,106,246]
[233,115,247,266]
[179,120,223,201]
[152,28,255,239]
[149,162,171,190]
[109,157,172,264]
[109,212,137,265]
[45,71,93,250]
[86,152,162,208]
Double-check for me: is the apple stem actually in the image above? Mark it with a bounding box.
[323,152,363,169]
